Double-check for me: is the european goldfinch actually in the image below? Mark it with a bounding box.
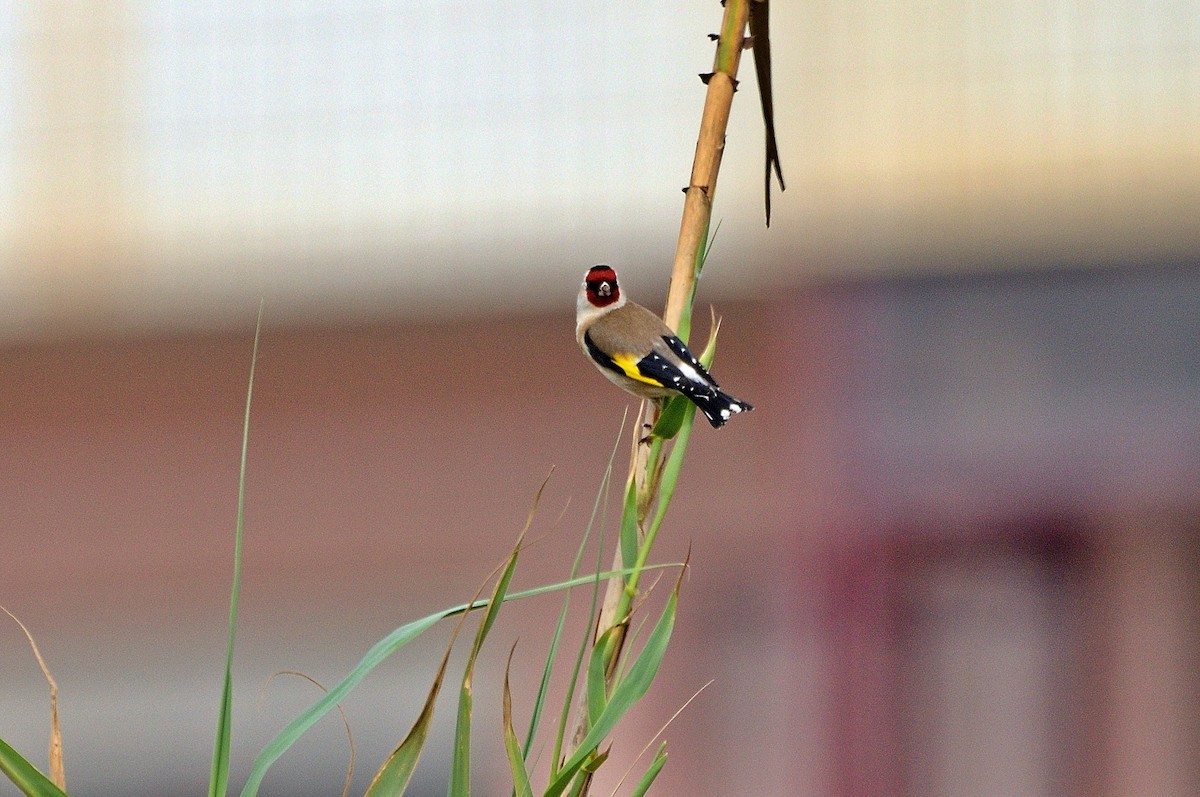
[575,265,753,428]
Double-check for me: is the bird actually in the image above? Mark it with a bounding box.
[575,264,753,429]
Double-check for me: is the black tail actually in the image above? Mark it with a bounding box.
[690,390,753,429]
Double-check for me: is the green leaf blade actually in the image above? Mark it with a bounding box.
[0,738,69,797]
[238,565,678,797]
[447,687,473,797]
[649,397,688,440]
[546,586,679,797]
[630,743,668,797]
[528,413,624,763]
[585,627,619,727]
[450,505,529,797]
[363,678,439,797]
[238,610,443,797]
[502,648,535,797]
[210,302,262,797]
[619,478,639,572]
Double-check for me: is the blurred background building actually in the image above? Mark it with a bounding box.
[1,2,1198,796]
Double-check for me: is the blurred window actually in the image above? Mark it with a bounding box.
[897,538,1083,797]
[823,530,1086,797]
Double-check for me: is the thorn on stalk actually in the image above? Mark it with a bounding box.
[699,72,740,92]
[707,33,720,41]
[639,422,655,445]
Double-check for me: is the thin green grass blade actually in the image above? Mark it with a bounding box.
[618,477,639,572]
[238,566,676,797]
[448,690,473,797]
[611,612,652,689]
[210,302,262,797]
[629,743,668,797]
[361,715,429,797]
[449,478,540,797]
[674,217,715,345]
[696,316,721,369]
[502,647,534,797]
[531,414,625,767]
[0,738,69,797]
[240,609,441,797]
[545,586,680,797]
[639,320,720,562]
[548,521,609,780]
[622,227,720,601]
[373,481,541,797]
[643,403,695,553]
[549,545,603,782]
[504,568,671,605]
[699,220,721,275]
[585,626,619,726]
[674,216,718,354]
[362,644,452,797]
[471,475,537,648]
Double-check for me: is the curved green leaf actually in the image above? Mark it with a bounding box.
[546,586,679,797]
[630,743,668,797]
[531,413,624,765]
[649,396,687,440]
[619,478,639,572]
[0,738,69,797]
[502,648,534,797]
[449,485,535,797]
[362,658,442,797]
[238,565,678,797]
[586,626,621,727]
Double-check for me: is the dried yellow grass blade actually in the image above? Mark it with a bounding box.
[1,607,64,790]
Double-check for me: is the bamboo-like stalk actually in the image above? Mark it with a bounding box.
[664,0,751,331]
[567,0,754,787]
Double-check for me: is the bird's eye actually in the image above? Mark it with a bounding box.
[598,282,612,297]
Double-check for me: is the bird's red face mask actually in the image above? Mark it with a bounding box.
[584,265,620,308]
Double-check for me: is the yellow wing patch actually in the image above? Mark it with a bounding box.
[610,352,667,388]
